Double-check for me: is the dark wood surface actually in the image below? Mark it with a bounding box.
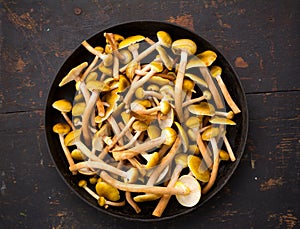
[1,0,299,228]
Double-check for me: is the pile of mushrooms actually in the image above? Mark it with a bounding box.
[52,30,241,217]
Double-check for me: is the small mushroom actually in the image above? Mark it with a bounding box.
[52,99,76,131]
[71,148,85,161]
[52,123,76,174]
[131,100,171,116]
[187,102,215,117]
[78,180,125,208]
[135,87,164,100]
[112,127,177,161]
[215,110,234,119]
[95,180,120,201]
[184,72,208,88]
[209,116,236,125]
[123,61,163,108]
[210,65,241,114]
[174,122,189,153]
[182,90,211,108]
[171,39,197,122]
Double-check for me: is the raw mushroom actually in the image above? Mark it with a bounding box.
[78,180,125,208]
[210,65,241,114]
[95,180,120,201]
[52,99,76,131]
[171,39,197,122]
[135,87,164,100]
[52,123,76,174]
[182,90,211,108]
[112,127,177,161]
[215,110,234,119]
[131,100,171,116]
[187,155,210,182]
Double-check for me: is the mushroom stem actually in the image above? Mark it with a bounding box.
[174,51,188,122]
[201,154,220,195]
[100,171,189,196]
[58,134,76,175]
[223,133,236,162]
[125,191,141,214]
[182,91,210,108]
[61,112,76,131]
[82,91,99,145]
[199,67,224,109]
[147,136,181,185]
[152,163,183,217]
[81,56,100,82]
[196,133,213,168]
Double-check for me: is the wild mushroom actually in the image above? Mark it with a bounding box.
[123,60,163,108]
[210,65,241,114]
[95,180,120,201]
[174,122,189,153]
[184,72,208,88]
[215,110,234,119]
[171,39,197,122]
[209,116,236,126]
[78,180,125,208]
[52,123,76,174]
[112,127,177,161]
[131,100,171,116]
[152,153,188,217]
[52,99,76,131]
[81,80,110,144]
[71,148,85,161]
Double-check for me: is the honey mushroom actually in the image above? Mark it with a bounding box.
[135,87,164,100]
[52,99,76,131]
[78,180,125,208]
[210,65,241,114]
[52,123,76,174]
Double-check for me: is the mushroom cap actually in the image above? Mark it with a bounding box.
[150,61,163,72]
[175,175,201,207]
[202,90,212,100]
[187,102,215,116]
[174,122,189,153]
[52,99,72,113]
[210,65,222,78]
[71,149,84,161]
[135,87,145,99]
[201,127,220,141]
[187,155,210,182]
[72,102,86,116]
[98,64,112,76]
[196,50,217,67]
[182,78,195,92]
[132,120,148,132]
[184,73,208,88]
[86,80,110,92]
[64,129,81,146]
[78,180,88,187]
[171,39,197,56]
[145,152,160,169]
[147,125,161,140]
[59,62,88,87]
[161,127,177,146]
[118,74,130,92]
[85,71,98,83]
[118,35,145,49]
[52,123,71,135]
[149,76,170,85]
[95,181,120,201]
[185,116,201,129]
[209,116,236,125]
[119,49,132,65]
[157,31,172,48]
[133,193,161,202]
[126,167,139,183]
[160,100,171,115]
[219,149,230,161]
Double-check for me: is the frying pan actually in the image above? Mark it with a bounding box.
[45,21,248,221]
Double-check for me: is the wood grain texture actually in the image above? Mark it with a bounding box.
[0,0,299,228]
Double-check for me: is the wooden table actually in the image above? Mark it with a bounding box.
[1,1,299,228]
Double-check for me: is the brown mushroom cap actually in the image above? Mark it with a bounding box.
[219,149,230,161]
[52,99,72,113]
[52,123,71,135]
[175,175,201,207]
[95,181,120,201]
[161,127,177,146]
[210,65,222,78]
[187,155,210,182]
[171,39,197,56]
[196,50,217,67]
[201,127,220,141]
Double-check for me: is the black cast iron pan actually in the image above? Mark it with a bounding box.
[45,20,248,221]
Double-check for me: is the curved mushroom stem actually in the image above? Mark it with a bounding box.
[125,191,141,213]
[201,155,220,195]
[182,91,211,108]
[222,132,236,162]
[174,51,188,122]
[100,171,189,196]
[61,111,76,131]
[196,133,213,168]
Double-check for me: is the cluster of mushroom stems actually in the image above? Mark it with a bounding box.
[51,30,241,217]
